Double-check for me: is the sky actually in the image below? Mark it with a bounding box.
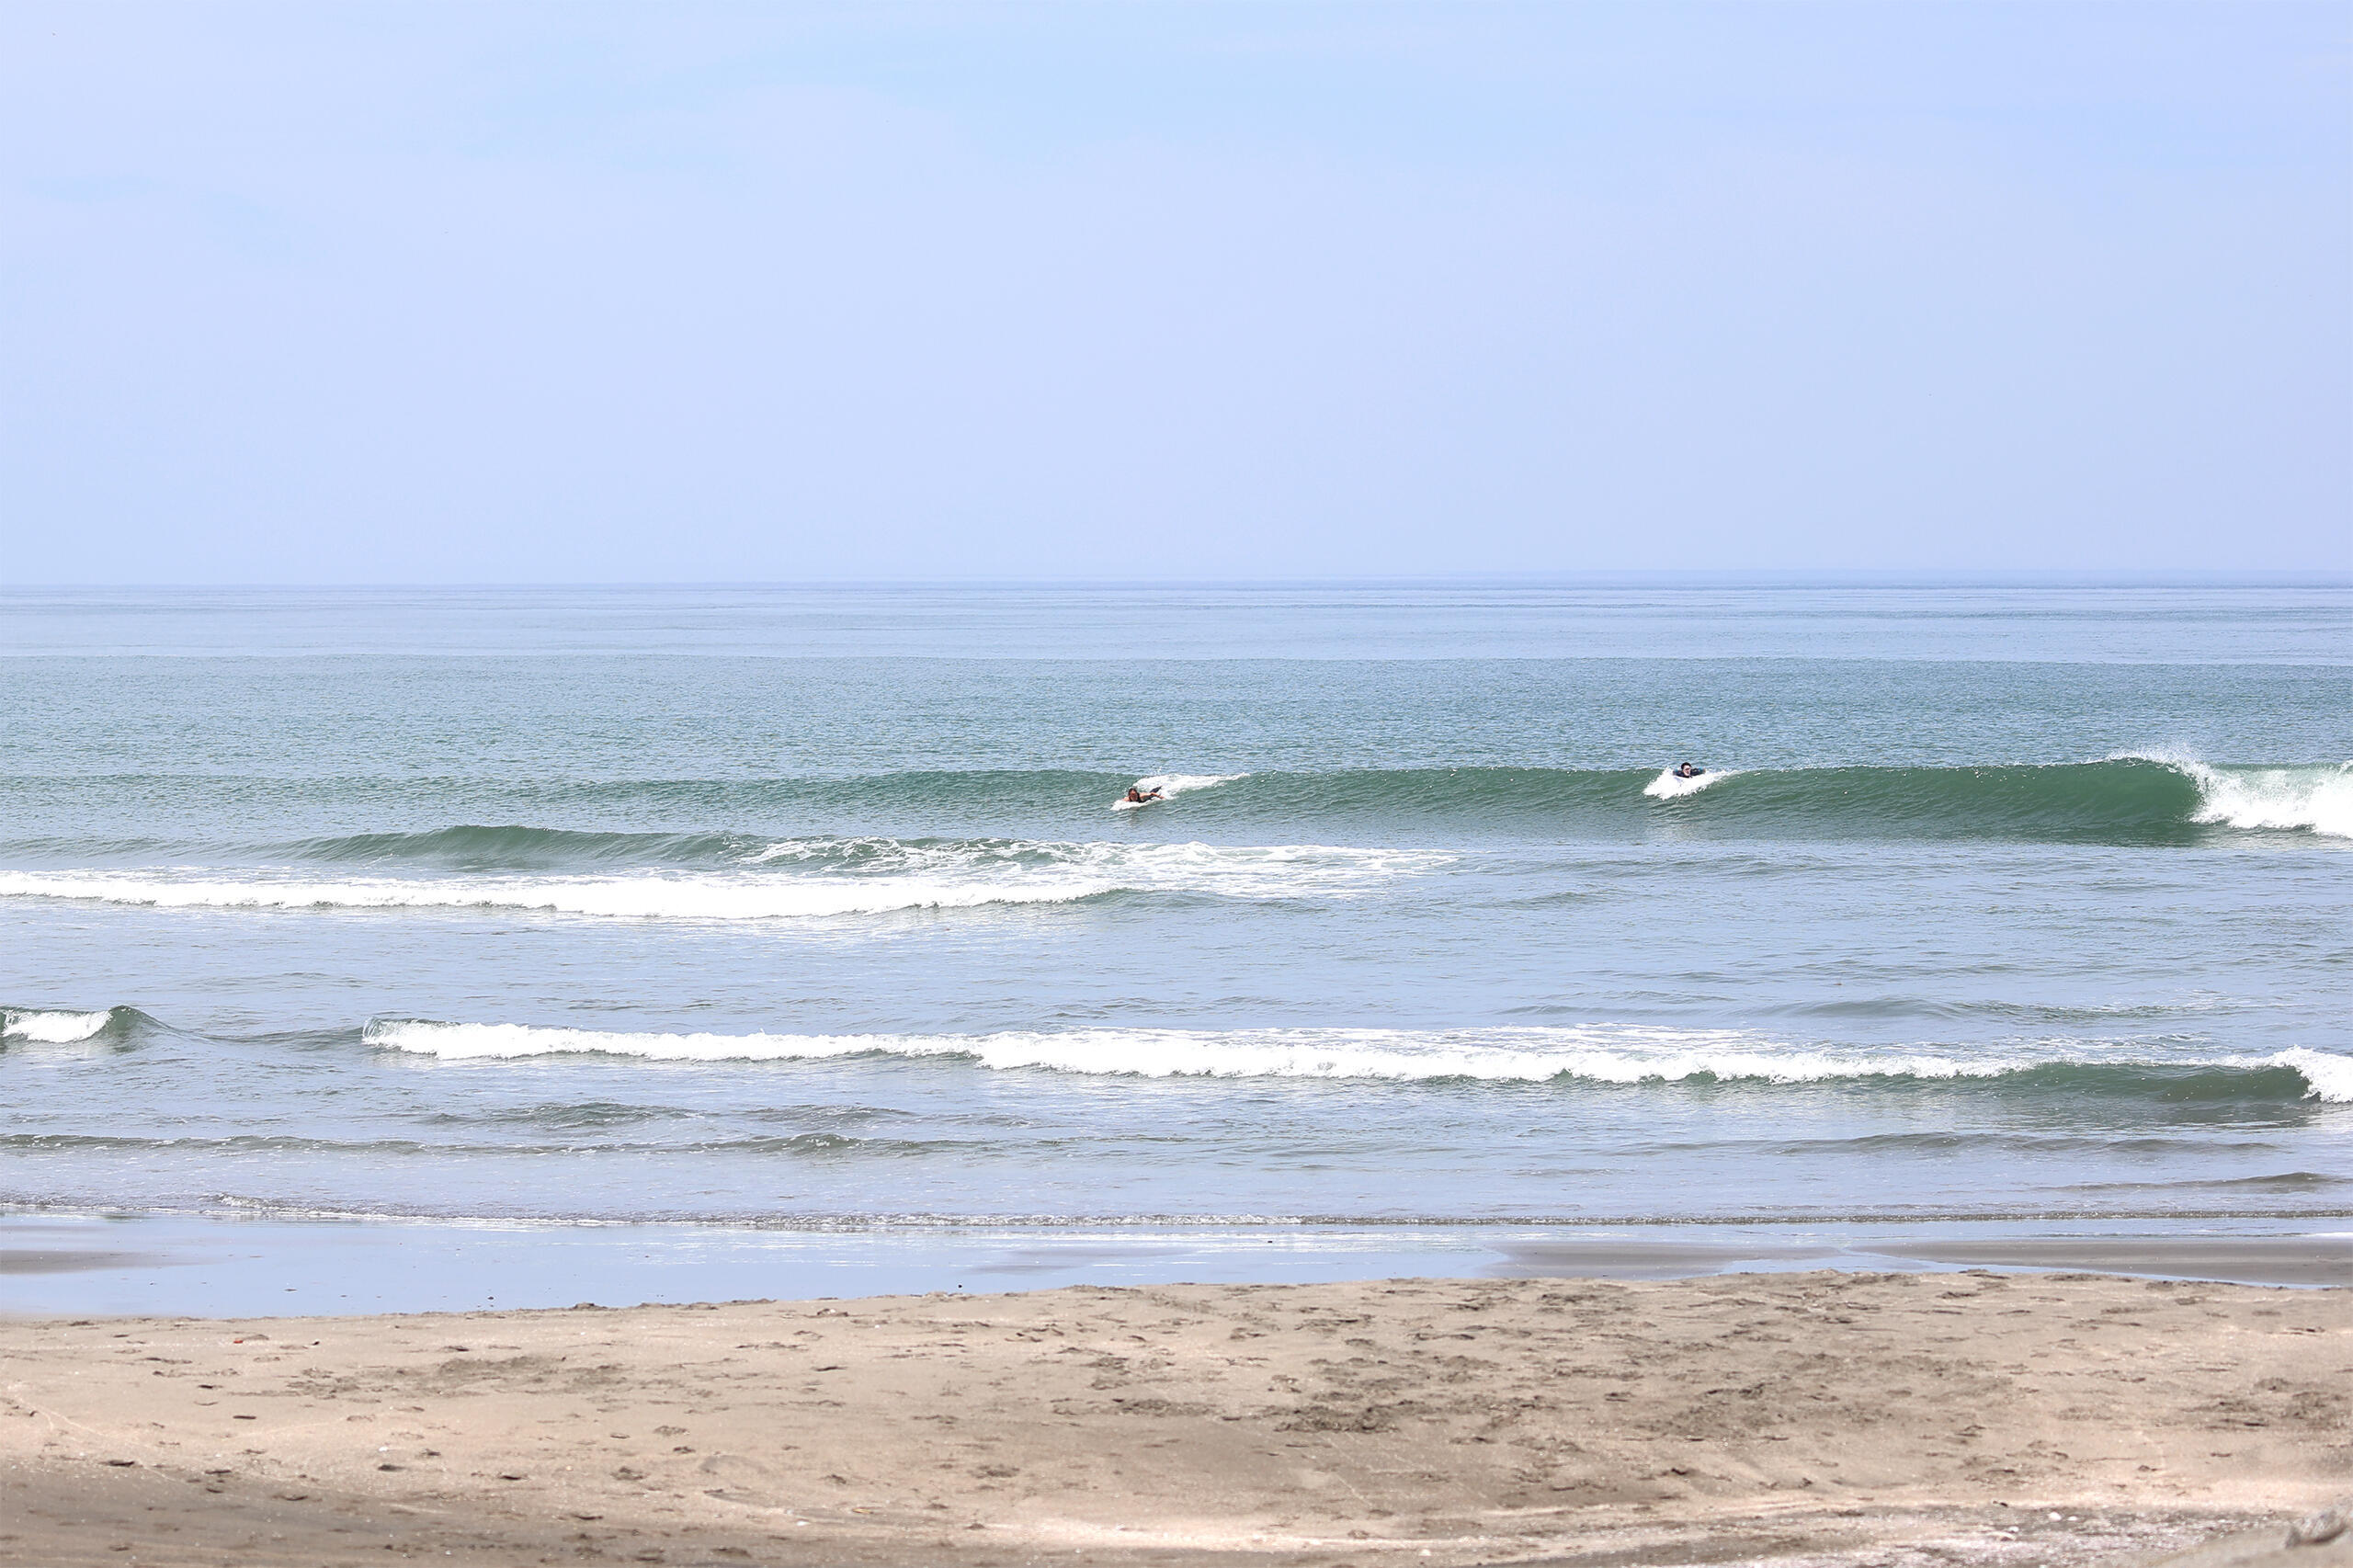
[3,1,2347,583]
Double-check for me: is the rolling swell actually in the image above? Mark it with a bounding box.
[4,758,2338,858]
[260,757,2353,849]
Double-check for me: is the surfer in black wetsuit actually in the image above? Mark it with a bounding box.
[1673,763,1704,779]
[1122,786,1164,803]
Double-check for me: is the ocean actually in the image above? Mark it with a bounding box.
[1,583,2347,1312]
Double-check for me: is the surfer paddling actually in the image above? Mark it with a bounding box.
[1643,761,1722,800]
[1121,786,1164,804]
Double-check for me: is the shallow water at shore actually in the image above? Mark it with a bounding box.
[3,1211,2347,1319]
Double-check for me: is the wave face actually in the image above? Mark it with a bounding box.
[315,756,2332,844]
[280,824,771,871]
[0,842,1443,922]
[363,1020,2353,1103]
[1214,756,2347,840]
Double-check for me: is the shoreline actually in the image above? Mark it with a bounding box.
[1,1270,2344,1566]
[4,1214,2347,1320]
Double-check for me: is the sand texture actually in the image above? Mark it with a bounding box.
[0,1270,2345,1566]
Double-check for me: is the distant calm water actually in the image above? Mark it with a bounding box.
[1,585,2347,1277]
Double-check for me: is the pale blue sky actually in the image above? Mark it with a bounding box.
[4,2,2347,582]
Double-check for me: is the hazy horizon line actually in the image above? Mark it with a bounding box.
[6,570,2349,594]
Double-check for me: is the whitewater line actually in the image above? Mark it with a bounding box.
[359,1021,2353,1101]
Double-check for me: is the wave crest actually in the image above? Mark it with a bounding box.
[2276,1047,2353,1103]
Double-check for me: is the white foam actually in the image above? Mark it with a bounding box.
[1643,767,1736,800]
[2120,753,2353,839]
[2190,763,2353,839]
[364,1023,2353,1100]
[0,871,1099,920]
[0,844,1438,924]
[1113,773,1245,810]
[367,1019,2034,1081]
[0,1007,114,1043]
[2273,1048,2353,1103]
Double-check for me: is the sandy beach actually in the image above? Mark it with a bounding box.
[1,1269,2345,1567]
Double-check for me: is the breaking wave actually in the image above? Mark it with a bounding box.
[2135,753,2353,837]
[362,1020,2353,1102]
[0,1006,119,1044]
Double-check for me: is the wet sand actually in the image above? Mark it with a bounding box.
[0,1270,2345,1566]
